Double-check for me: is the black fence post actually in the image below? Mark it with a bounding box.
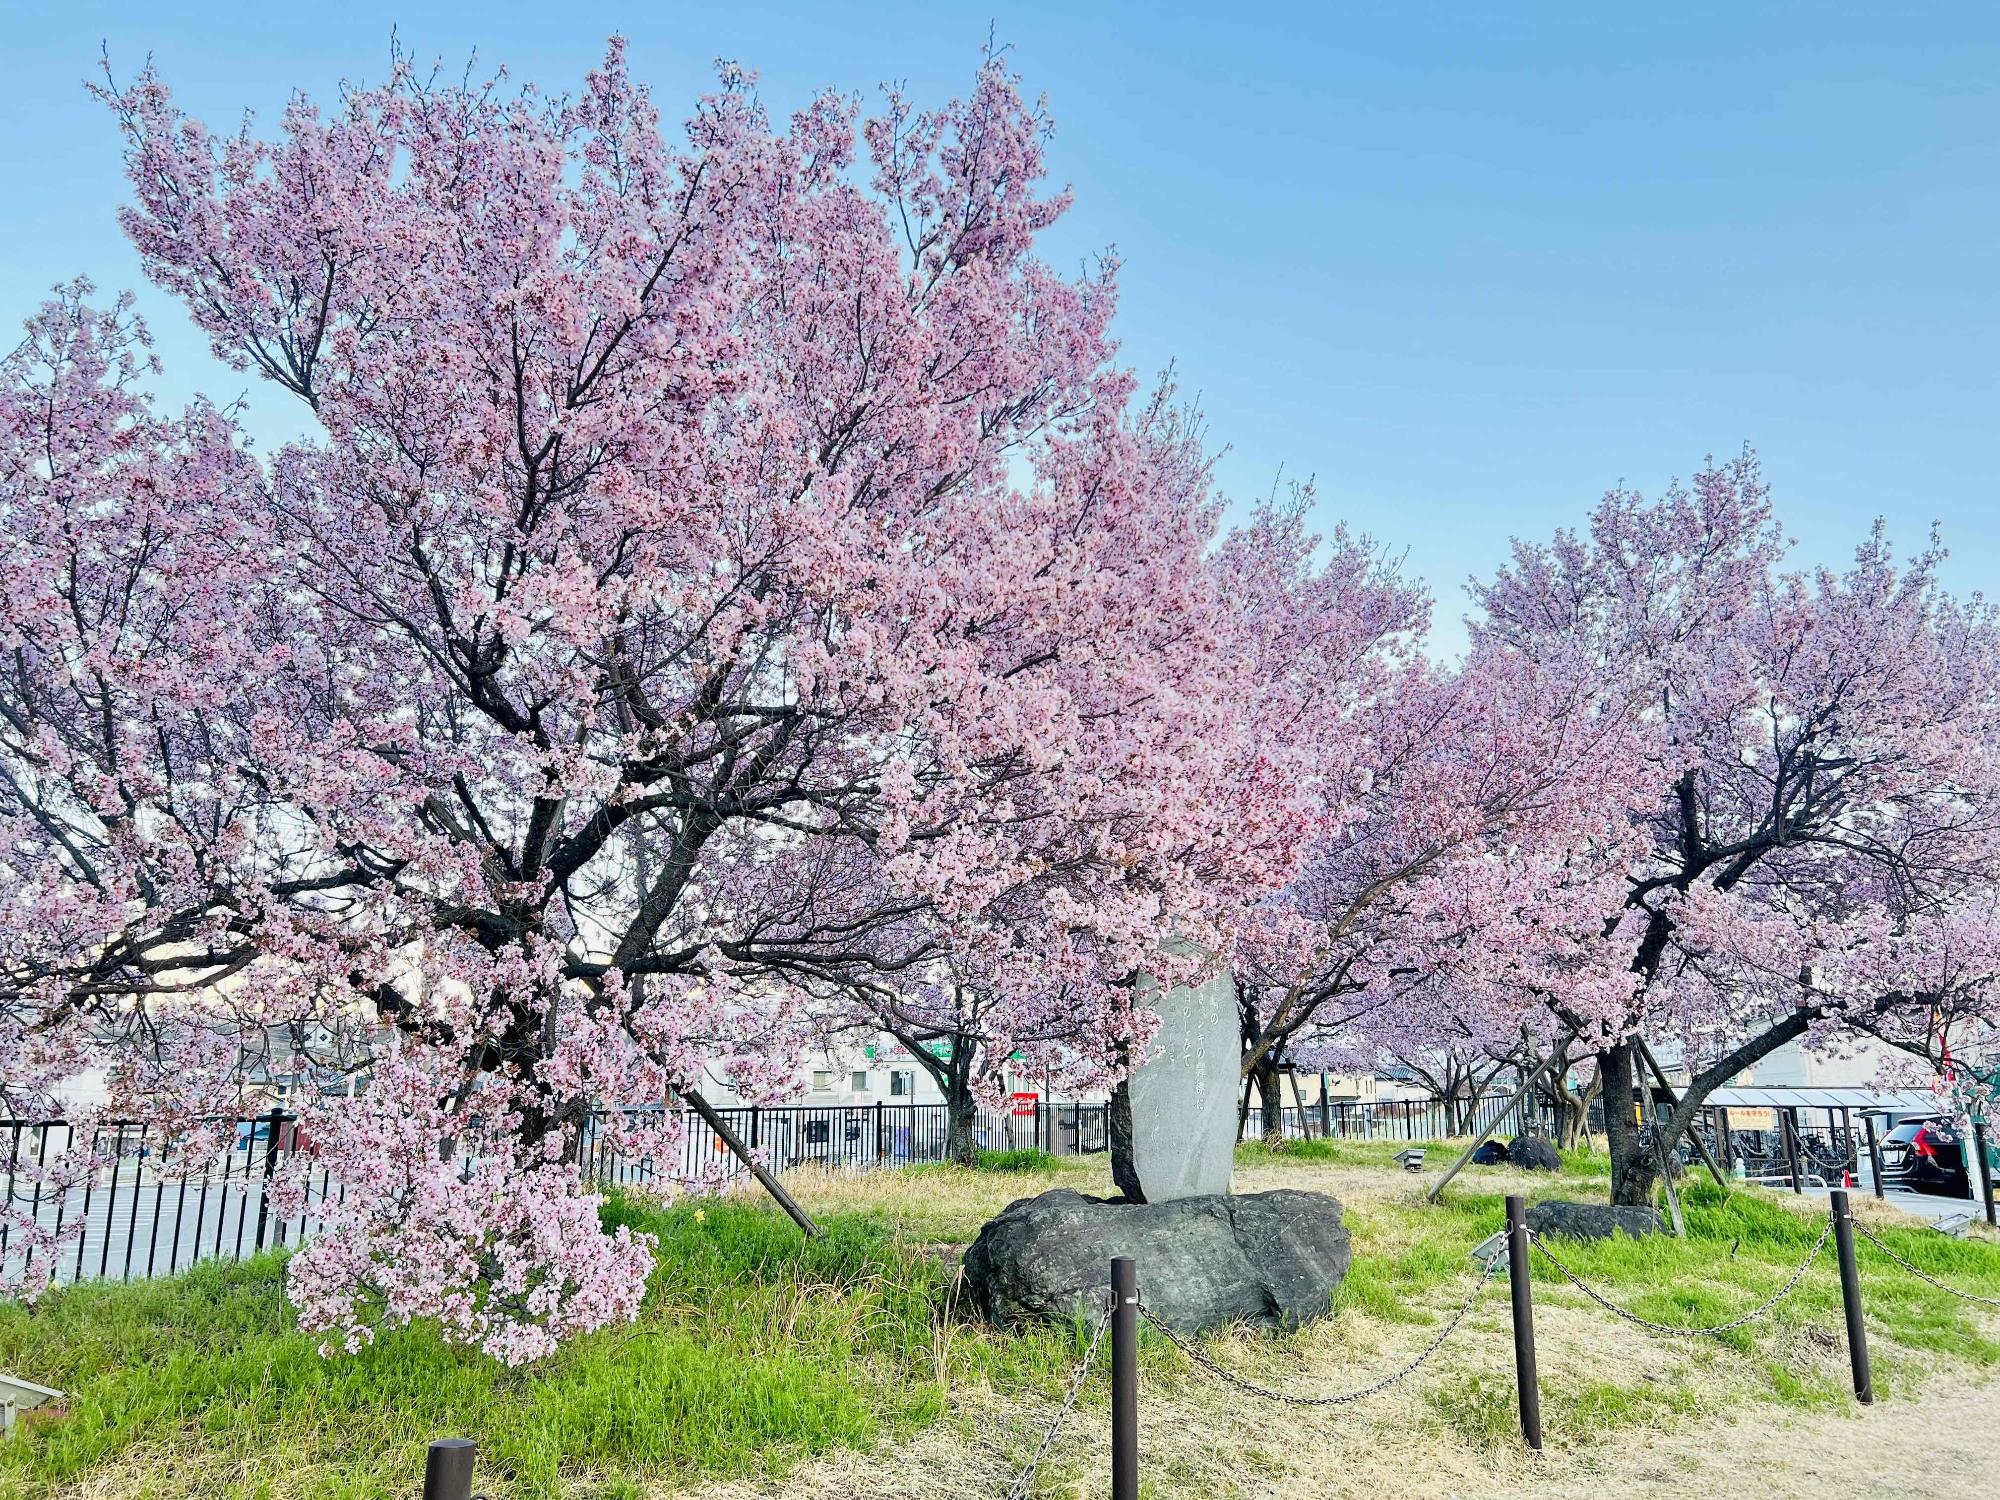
[1829,1189,1872,1403]
[1974,1121,1997,1228]
[1781,1108,1804,1194]
[1505,1195,1543,1451]
[1111,1256,1139,1500]
[423,1438,477,1500]
[252,1104,285,1251]
[1862,1114,1885,1200]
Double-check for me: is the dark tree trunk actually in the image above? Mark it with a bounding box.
[896,1025,984,1169]
[945,1080,979,1167]
[1255,1058,1285,1148]
[1599,1038,1658,1206]
[1108,1080,1145,1203]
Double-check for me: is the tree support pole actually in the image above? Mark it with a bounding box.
[1427,1041,1570,1203]
[1632,1047,1685,1237]
[678,1089,820,1237]
[1634,1038,1729,1190]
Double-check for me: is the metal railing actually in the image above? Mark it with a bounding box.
[0,1111,345,1287]
[582,1100,1110,1188]
[8,1090,1562,1291]
[2,1102,1111,1288]
[1240,1092,1528,1144]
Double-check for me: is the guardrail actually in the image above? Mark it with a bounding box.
[1242,1092,1532,1143]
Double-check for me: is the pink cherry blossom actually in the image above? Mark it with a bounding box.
[1,43,1276,1356]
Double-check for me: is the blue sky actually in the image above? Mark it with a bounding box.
[4,2,1995,654]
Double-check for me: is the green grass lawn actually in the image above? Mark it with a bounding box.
[2,1141,1997,1499]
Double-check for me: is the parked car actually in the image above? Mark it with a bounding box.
[1877,1116,1972,1198]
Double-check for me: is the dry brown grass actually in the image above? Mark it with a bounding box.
[675,1146,2000,1500]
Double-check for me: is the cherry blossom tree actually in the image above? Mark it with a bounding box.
[0,43,1262,1360]
[1224,558,1642,1148]
[1473,453,2000,1206]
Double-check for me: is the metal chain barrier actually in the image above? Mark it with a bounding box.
[1001,1295,1113,1500]
[1529,1217,1832,1337]
[1851,1220,2000,1309]
[1796,1136,1855,1173]
[1134,1247,1507,1407]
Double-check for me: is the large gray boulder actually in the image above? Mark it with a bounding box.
[1507,1135,1562,1172]
[963,1188,1351,1335]
[1526,1199,1665,1242]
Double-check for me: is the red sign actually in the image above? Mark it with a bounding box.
[1011,1091,1039,1117]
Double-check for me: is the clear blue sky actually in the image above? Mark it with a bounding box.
[4,2,1995,653]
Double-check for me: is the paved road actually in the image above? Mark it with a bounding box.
[1753,1171,1995,1225]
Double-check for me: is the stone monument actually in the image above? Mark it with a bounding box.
[1124,965,1239,1200]
[962,957,1354,1336]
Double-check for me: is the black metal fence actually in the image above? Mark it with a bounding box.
[0,1110,346,1287]
[1241,1091,1529,1144]
[5,1093,1556,1290]
[581,1100,1111,1189]
[1,1102,1111,1288]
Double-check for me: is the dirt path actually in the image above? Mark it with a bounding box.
[678,1372,2000,1500]
[1529,1373,1999,1499]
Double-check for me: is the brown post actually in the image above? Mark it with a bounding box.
[1974,1120,1997,1228]
[1830,1190,1873,1403]
[1781,1108,1804,1194]
[1505,1195,1543,1450]
[252,1104,286,1251]
[423,1439,477,1500]
[1111,1256,1139,1500]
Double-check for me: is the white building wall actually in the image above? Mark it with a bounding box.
[702,1033,1107,1111]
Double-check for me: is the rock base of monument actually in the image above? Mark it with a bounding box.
[962,1188,1351,1335]
[1526,1199,1666,1241]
